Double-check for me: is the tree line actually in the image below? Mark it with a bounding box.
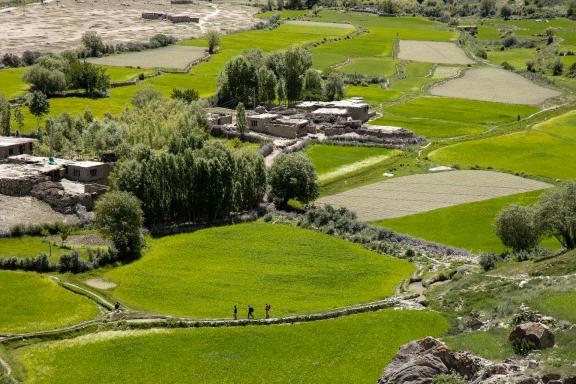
[217,47,344,107]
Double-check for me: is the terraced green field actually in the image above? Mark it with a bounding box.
[106,223,413,318]
[0,271,98,334]
[345,85,402,105]
[18,310,447,384]
[0,236,73,261]
[430,110,576,179]
[0,67,28,99]
[372,97,538,139]
[487,48,535,70]
[373,190,560,253]
[305,144,395,176]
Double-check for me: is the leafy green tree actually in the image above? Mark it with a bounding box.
[28,91,50,127]
[535,181,576,249]
[0,94,11,136]
[233,150,267,211]
[66,60,110,95]
[568,0,576,17]
[23,65,67,96]
[218,55,257,106]
[323,72,344,101]
[257,66,277,105]
[206,30,221,54]
[302,69,323,100]
[82,31,106,57]
[500,4,512,19]
[269,153,319,207]
[283,47,312,103]
[14,107,24,133]
[479,0,496,16]
[265,51,285,79]
[95,191,144,259]
[495,204,540,252]
[236,102,246,134]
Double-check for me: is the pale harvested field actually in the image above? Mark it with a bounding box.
[0,195,78,234]
[431,67,561,105]
[318,170,551,221]
[87,45,206,69]
[398,40,474,65]
[433,66,461,79]
[0,0,258,55]
[285,20,353,29]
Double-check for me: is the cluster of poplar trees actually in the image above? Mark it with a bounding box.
[113,131,267,227]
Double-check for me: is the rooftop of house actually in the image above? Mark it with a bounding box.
[248,113,281,120]
[68,160,106,168]
[296,98,368,110]
[311,107,349,115]
[0,136,36,148]
[275,117,309,125]
[364,125,404,133]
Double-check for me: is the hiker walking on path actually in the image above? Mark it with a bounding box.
[248,305,255,319]
[233,305,238,320]
[114,302,121,313]
[265,303,271,319]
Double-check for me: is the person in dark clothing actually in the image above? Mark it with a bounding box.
[233,305,238,320]
[114,302,121,313]
[248,305,255,319]
[265,304,271,319]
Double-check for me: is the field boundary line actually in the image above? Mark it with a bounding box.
[0,295,419,348]
[49,277,115,310]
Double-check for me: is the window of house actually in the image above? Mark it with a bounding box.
[251,120,258,127]
[73,169,80,177]
[90,169,97,177]
[8,148,13,156]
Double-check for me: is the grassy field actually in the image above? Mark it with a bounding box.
[18,310,447,384]
[444,328,513,361]
[0,67,28,99]
[430,109,576,179]
[0,271,98,334]
[372,97,538,139]
[339,57,397,77]
[0,236,73,261]
[105,223,413,318]
[373,190,560,253]
[305,143,395,176]
[309,12,456,71]
[345,85,402,106]
[487,48,535,70]
[103,67,155,83]
[529,291,576,323]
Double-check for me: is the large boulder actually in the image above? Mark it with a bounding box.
[377,337,488,384]
[509,322,555,351]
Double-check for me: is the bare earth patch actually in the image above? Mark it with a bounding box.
[398,40,474,65]
[85,278,117,290]
[0,0,258,55]
[66,234,112,247]
[285,20,353,29]
[433,66,462,79]
[431,67,561,105]
[317,170,551,221]
[0,195,78,234]
[87,45,206,70]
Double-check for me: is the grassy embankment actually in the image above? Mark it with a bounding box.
[17,310,448,384]
[105,222,413,318]
[0,271,98,334]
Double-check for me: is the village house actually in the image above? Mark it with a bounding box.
[0,137,35,160]
[65,160,111,185]
[296,98,370,122]
[246,113,311,139]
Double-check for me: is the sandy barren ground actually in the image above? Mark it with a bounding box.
[0,0,258,55]
[398,40,474,65]
[0,195,78,234]
[433,66,461,79]
[431,67,561,105]
[318,170,551,221]
[87,45,206,69]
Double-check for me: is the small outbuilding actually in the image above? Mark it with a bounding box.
[65,161,111,185]
[0,136,35,160]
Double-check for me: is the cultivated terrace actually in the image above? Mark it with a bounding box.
[1,0,576,382]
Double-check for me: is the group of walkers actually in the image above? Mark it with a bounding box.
[234,304,271,320]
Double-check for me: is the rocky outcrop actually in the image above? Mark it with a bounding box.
[509,322,555,350]
[377,337,488,384]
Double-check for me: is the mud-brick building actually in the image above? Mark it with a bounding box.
[0,137,35,160]
[65,161,112,185]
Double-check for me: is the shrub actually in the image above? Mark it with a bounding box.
[149,34,177,48]
[171,88,199,103]
[82,31,106,57]
[499,4,512,19]
[510,336,535,356]
[480,252,499,271]
[1,53,22,68]
[23,65,67,96]
[551,60,564,76]
[501,61,515,70]
[58,251,89,273]
[526,60,536,72]
[535,181,576,249]
[502,34,518,48]
[206,30,220,54]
